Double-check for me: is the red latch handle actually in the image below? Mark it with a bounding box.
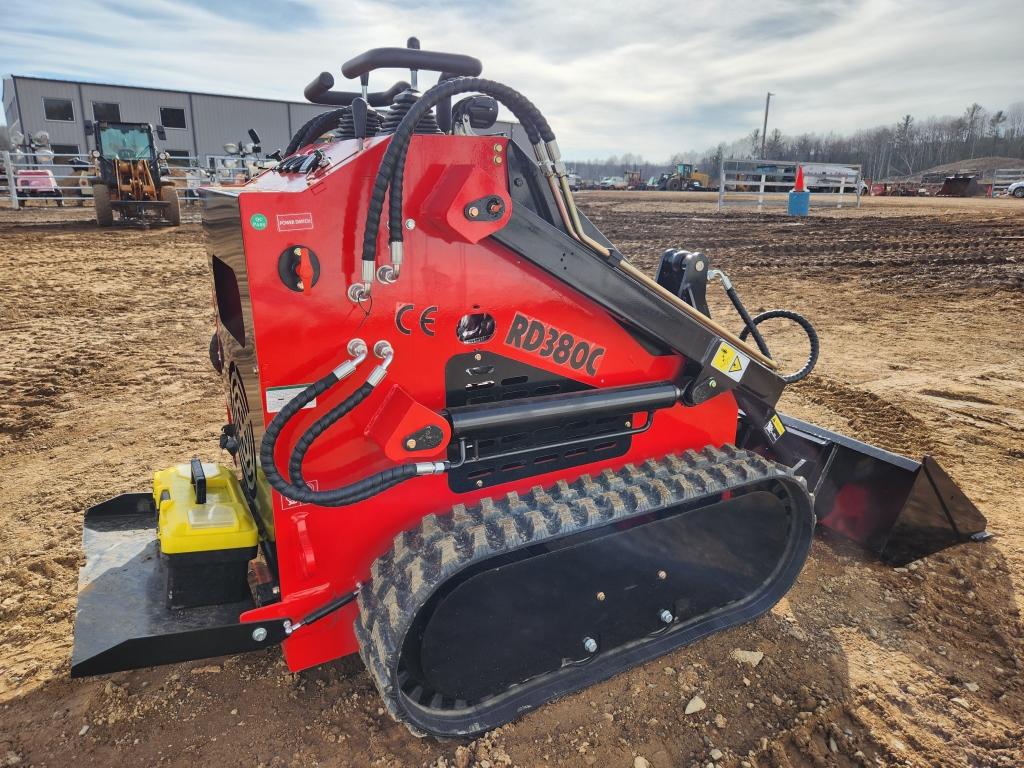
[296,247,314,294]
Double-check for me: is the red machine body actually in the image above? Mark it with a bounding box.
[224,134,737,671]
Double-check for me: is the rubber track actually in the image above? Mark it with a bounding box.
[355,444,800,735]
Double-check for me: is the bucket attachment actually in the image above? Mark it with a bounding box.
[741,414,988,565]
[71,493,286,677]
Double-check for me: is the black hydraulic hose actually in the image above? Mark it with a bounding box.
[285,112,329,157]
[363,77,555,265]
[723,285,771,357]
[294,108,347,155]
[288,383,374,485]
[259,371,427,507]
[386,81,550,245]
[739,309,820,384]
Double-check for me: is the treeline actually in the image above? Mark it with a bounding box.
[568,102,1024,182]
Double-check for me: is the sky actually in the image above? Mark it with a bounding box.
[2,0,1022,160]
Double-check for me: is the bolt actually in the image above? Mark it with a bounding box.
[596,591,606,601]
[474,353,482,361]
[404,218,416,230]
[475,480,484,488]
[251,627,268,642]
[468,206,479,218]
[659,609,673,624]
[493,143,503,152]
[658,570,667,580]
[583,636,598,653]
[293,247,302,255]
[695,260,705,272]
[493,155,503,165]
[624,420,631,428]
[405,439,417,450]
[513,177,525,187]
[709,379,718,389]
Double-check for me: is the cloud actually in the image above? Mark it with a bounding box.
[2,0,1021,159]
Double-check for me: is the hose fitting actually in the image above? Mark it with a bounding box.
[415,461,448,475]
[366,341,394,386]
[377,242,403,283]
[348,261,377,303]
[707,268,733,291]
[532,142,554,177]
[330,338,368,380]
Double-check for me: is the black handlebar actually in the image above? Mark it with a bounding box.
[341,47,481,80]
[303,72,410,107]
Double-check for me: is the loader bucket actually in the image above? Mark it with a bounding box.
[71,493,287,677]
[740,414,988,565]
[936,174,981,197]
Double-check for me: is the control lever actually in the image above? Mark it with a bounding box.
[298,149,325,174]
[351,97,369,151]
[407,37,420,90]
[297,247,315,294]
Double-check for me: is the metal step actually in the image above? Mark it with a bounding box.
[71,493,286,677]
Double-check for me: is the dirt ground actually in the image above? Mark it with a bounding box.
[0,192,1022,768]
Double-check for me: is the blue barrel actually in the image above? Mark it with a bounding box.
[788,190,810,216]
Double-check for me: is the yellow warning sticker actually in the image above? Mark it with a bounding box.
[765,413,786,443]
[710,342,749,383]
[711,343,736,373]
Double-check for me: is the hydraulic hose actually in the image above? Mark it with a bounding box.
[285,108,347,157]
[738,309,820,384]
[287,382,374,486]
[723,285,771,357]
[259,343,445,507]
[362,77,554,278]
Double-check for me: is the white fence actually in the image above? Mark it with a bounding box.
[718,158,862,211]
[0,150,211,209]
[992,168,1024,196]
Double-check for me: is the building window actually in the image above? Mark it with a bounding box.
[92,101,121,122]
[43,97,75,122]
[166,149,192,166]
[160,107,187,129]
[50,144,80,160]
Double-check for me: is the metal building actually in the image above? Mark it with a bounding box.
[2,75,326,164]
[6,74,536,162]
[3,73,531,169]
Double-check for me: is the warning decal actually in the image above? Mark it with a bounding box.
[710,341,749,382]
[764,413,786,443]
[266,385,315,413]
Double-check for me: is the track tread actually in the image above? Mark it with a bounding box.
[355,445,798,734]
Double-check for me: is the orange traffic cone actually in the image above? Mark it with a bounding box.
[788,165,810,215]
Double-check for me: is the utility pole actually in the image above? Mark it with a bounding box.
[760,91,773,159]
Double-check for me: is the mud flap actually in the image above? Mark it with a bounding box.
[71,493,287,677]
[739,413,989,565]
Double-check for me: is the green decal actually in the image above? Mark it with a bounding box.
[250,213,268,231]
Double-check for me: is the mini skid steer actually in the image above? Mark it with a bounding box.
[71,41,988,737]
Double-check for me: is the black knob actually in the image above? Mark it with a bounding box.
[351,97,369,141]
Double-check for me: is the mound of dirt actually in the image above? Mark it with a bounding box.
[892,155,1024,183]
